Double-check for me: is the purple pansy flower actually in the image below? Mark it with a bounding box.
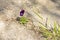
[20,10,25,16]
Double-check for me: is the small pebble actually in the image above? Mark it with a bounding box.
[16,17,20,21]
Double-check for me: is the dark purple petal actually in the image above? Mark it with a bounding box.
[20,10,25,16]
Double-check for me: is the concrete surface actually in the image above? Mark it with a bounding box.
[0,0,60,40]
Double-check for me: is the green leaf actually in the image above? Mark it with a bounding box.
[20,16,29,24]
[39,23,52,38]
[53,21,58,34]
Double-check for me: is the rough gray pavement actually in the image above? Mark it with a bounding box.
[0,0,60,40]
